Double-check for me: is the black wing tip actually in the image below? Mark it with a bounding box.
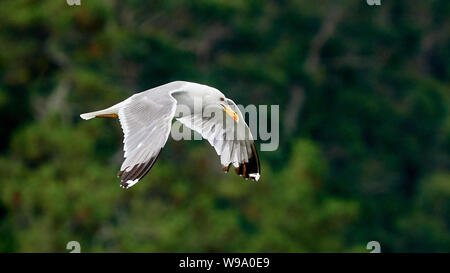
[222,142,261,181]
[222,165,231,173]
[232,163,260,181]
[120,181,130,189]
[117,149,163,189]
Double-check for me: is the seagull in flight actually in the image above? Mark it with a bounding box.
[80,81,260,189]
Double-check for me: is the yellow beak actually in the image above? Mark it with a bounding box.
[221,104,239,122]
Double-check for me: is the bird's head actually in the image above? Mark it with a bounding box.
[191,84,240,123]
[220,101,239,122]
[209,92,239,123]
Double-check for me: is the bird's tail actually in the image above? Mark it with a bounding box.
[80,100,127,120]
[80,109,117,120]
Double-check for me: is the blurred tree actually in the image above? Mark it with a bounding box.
[0,0,448,252]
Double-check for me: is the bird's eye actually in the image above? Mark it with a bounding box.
[220,97,225,101]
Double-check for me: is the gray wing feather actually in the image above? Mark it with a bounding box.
[117,84,182,188]
[176,99,260,181]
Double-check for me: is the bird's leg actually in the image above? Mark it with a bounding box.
[95,114,118,118]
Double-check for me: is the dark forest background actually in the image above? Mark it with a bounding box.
[0,0,449,252]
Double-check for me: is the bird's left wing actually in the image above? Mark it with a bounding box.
[176,99,260,181]
[117,90,178,189]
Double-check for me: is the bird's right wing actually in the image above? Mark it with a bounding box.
[116,91,178,189]
[176,99,260,181]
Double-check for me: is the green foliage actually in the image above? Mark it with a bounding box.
[0,0,449,252]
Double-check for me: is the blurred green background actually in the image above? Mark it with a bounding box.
[0,0,449,252]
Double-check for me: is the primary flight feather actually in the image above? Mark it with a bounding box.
[80,81,260,189]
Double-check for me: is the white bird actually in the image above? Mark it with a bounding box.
[80,81,260,189]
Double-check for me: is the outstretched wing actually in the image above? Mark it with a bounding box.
[176,99,260,181]
[117,90,177,189]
